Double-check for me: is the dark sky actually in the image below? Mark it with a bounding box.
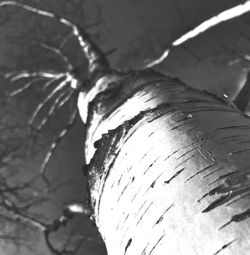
[1,0,250,254]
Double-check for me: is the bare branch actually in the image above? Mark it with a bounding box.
[5,70,62,80]
[37,88,74,131]
[9,77,44,96]
[29,75,71,125]
[0,1,110,75]
[35,42,74,71]
[40,107,78,185]
[144,0,250,68]
[43,76,65,90]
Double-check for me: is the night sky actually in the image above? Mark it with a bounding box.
[1,0,250,254]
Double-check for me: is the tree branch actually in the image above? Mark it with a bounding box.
[0,1,110,76]
[143,0,250,68]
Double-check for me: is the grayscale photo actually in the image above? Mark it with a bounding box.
[0,0,250,254]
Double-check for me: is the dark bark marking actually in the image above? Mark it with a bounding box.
[131,186,143,202]
[176,147,197,160]
[150,181,156,188]
[220,134,246,142]
[169,114,192,126]
[171,121,192,131]
[185,163,215,182]
[164,168,185,184]
[197,193,209,203]
[147,107,178,124]
[174,155,195,170]
[213,239,235,255]
[140,248,146,255]
[117,165,132,186]
[136,201,153,225]
[209,184,231,196]
[117,213,130,231]
[148,234,165,255]
[202,176,250,209]
[140,148,153,162]
[214,125,250,131]
[117,172,126,186]
[198,184,228,203]
[202,192,232,213]
[123,127,139,145]
[187,104,236,113]
[228,148,250,156]
[226,192,250,206]
[202,167,223,179]
[220,208,250,230]
[154,204,174,226]
[231,208,250,223]
[164,149,180,161]
[124,238,132,254]
[164,138,207,162]
[219,220,232,230]
[148,130,156,137]
[144,172,164,193]
[145,95,158,103]
[169,115,193,130]
[218,138,245,146]
[118,182,130,202]
[122,213,130,228]
[134,200,147,217]
[208,171,238,186]
[144,157,160,175]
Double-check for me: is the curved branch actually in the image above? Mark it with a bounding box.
[143,0,250,68]
[0,1,111,76]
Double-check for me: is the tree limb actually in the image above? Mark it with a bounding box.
[0,1,110,76]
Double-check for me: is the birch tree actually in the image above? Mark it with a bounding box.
[2,1,250,255]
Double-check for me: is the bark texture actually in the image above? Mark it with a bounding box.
[79,70,250,255]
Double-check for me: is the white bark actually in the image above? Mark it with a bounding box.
[79,71,250,255]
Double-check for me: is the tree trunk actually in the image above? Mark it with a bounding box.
[79,68,250,255]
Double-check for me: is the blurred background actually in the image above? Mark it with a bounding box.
[1,0,250,254]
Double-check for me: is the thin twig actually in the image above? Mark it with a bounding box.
[29,75,71,125]
[35,42,74,71]
[37,88,74,131]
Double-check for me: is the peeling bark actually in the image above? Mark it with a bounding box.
[78,69,250,254]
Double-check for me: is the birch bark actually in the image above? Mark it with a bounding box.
[79,70,250,255]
